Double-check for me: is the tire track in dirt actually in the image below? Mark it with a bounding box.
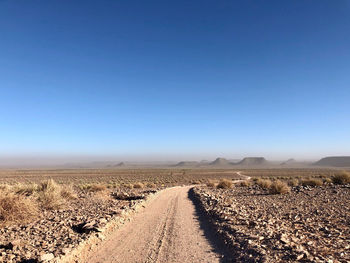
[88,186,225,263]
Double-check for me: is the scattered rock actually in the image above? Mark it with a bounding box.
[192,184,350,262]
[40,253,54,261]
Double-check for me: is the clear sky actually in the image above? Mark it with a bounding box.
[1,0,350,162]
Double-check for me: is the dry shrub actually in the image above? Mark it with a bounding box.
[240,180,252,187]
[332,171,350,185]
[323,177,332,184]
[216,179,233,189]
[60,184,77,200]
[146,182,156,188]
[256,179,272,189]
[269,180,290,194]
[206,180,216,188]
[0,184,11,192]
[288,179,299,187]
[133,182,144,189]
[87,184,107,192]
[93,189,111,200]
[14,183,38,196]
[37,179,65,209]
[124,183,134,189]
[301,178,323,187]
[0,191,38,225]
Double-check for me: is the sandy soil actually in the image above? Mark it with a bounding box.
[88,186,228,263]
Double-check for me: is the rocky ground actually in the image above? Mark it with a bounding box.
[192,184,350,263]
[0,188,157,262]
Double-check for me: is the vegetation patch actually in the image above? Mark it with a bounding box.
[332,171,350,185]
[216,179,233,189]
[0,191,38,225]
[269,180,290,194]
[256,178,272,189]
[301,178,324,187]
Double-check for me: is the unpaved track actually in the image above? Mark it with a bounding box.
[88,186,225,263]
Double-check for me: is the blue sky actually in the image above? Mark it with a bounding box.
[1,0,350,161]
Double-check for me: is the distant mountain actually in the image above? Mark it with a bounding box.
[281,158,296,165]
[114,162,125,167]
[314,156,350,167]
[237,157,269,166]
[228,159,241,163]
[174,161,199,167]
[209,158,231,166]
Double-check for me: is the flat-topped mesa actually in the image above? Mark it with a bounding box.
[209,158,231,166]
[174,161,199,167]
[237,157,269,166]
[314,156,350,167]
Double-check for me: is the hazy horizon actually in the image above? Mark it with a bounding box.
[1,152,349,168]
[1,1,349,161]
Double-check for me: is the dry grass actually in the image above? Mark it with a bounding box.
[301,178,323,187]
[288,179,299,187]
[37,179,66,209]
[216,179,233,189]
[60,184,77,200]
[124,183,134,189]
[332,171,350,185]
[256,179,272,189]
[206,180,216,188]
[14,183,38,196]
[146,182,156,188]
[0,190,38,225]
[269,180,290,194]
[82,183,107,192]
[240,180,252,187]
[323,177,333,184]
[133,182,144,189]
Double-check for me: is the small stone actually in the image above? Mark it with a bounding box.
[97,233,106,240]
[40,253,55,261]
[61,248,70,255]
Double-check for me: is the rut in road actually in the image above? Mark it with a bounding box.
[88,186,231,263]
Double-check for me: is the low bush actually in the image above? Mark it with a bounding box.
[14,183,38,196]
[146,182,156,188]
[206,181,216,188]
[269,180,290,194]
[0,191,38,225]
[133,182,144,189]
[332,171,350,185]
[216,179,233,189]
[323,177,333,184]
[86,183,107,192]
[60,184,77,199]
[240,180,252,187]
[256,179,272,189]
[301,178,323,187]
[288,179,299,187]
[37,179,65,209]
[124,183,134,189]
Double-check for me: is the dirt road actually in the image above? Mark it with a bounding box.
[88,186,230,263]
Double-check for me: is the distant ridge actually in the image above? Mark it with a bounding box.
[114,162,125,167]
[209,158,231,166]
[237,157,268,166]
[174,161,199,167]
[314,156,350,167]
[281,158,296,165]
